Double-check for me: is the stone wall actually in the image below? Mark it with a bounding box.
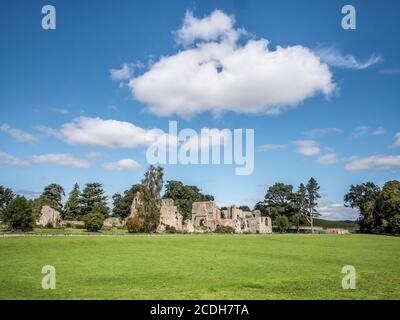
[36,205,61,228]
[192,202,273,234]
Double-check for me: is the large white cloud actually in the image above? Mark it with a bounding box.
[128,10,335,118]
[345,154,400,172]
[32,154,90,169]
[54,117,165,148]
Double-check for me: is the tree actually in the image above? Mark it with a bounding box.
[239,205,251,211]
[138,165,164,233]
[275,215,290,233]
[372,181,400,234]
[40,183,65,212]
[80,183,109,218]
[2,196,34,231]
[255,183,296,220]
[84,211,104,232]
[304,178,321,233]
[112,184,141,220]
[344,182,381,233]
[0,186,14,218]
[64,183,81,220]
[163,180,214,220]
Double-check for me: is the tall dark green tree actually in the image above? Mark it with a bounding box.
[255,183,296,220]
[2,196,34,231]
[374,181,400,234]
[40,183,65,212]
[163,180,214,220]
[80,183,109,218]
[64,183,81,220]
[304,177,321,233]
[0,186,14,218]
[344,182,381,233]
[138,165,164,233]
[112,184,141,220]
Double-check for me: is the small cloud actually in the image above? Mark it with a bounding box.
[32,154,90,169]
[49,108,69,115]
[86,151,102,159]
[16,190,41,199]
[371,127,386,136]
[392,132,400,148]
[110,63,132,82]
[303,127,343,138]
[379,68,400,75]
[316,153,338,165]
[316,46,382,70]
[34,125,62,139]
[107,105,118,111]
[292,140,320,156]
[102,158,140,171]
[352,125,369,138]
[318,202,358,220]
[345,154,400,172]
[0,123,38,143]
[256,144,286,152]
[0,151,29,166]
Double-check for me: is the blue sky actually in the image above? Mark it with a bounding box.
[1,0,400,220]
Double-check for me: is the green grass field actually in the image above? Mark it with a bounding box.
[0,234,399,300]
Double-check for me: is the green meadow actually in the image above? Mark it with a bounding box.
[0,234,399,300]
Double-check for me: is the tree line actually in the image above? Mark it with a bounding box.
[1,167,399,235]
[254,178,321,233]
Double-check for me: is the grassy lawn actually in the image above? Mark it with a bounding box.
[0,234,399,300]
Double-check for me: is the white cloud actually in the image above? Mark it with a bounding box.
[379,68,400,75]
[318,202,358,221]
[256,144,286,152]
[393,132,400,148]
[371,127,386,136]
[53,117,165,148]
[129,10,334,118]
[0,151,29,166]
[316,153,337,165]
[110,63,132,81]
[175,10,240,46]
[352,125,369,138]
[32,154,90,169]
[0,123,38,143]
[292,140,320,156]
[304,127,343,138]
[102,158,140,171]
[316,47,382,70]
[86,151,102,159]
[49,108,69,115]
[345,154,400,172]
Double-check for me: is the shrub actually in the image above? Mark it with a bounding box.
[2,196,34,232]
[126,216,142,233]
[214,226,235,234]
[275,215,291,233]
[165,225,177,234]
[84,211,104,232]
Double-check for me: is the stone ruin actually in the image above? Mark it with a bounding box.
[192,201,272,234]
[36,205,61,228]
[127,195,272,234]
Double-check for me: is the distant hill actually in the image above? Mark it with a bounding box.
[313,219,358,230]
